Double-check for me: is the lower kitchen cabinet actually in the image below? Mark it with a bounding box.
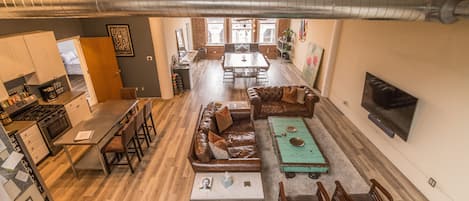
[65,93,91,127]
[19,124,49,164]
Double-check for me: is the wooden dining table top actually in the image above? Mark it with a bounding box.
[54,99,138,146]
[223,52,269,68]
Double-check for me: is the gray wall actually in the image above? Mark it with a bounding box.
[81,17,161,97]
[0,19,84,40]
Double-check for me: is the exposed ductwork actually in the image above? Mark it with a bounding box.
[0,0,468,23]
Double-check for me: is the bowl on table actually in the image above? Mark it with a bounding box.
[290,137,305,147]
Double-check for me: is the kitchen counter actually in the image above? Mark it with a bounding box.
[3,121,36,136]
[39,91,86,105]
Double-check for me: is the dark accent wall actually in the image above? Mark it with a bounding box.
[80,17,161,97]
[0,19,84,40]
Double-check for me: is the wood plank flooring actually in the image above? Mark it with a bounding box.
[38,59,428,201]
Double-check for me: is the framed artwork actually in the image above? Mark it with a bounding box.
[302,42,324,88]
[106,24,135,57]
[298,19,307,42]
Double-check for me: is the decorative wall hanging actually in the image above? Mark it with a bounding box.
[302,42,324,88]
[298,19,307,42]
[106,24,135,57]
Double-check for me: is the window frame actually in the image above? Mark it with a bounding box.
[258,19,277,44]
[230,18,254,44]
[206,18,226,45]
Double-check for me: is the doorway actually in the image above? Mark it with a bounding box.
[57,38,98,105]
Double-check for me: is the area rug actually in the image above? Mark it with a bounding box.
[255,117,369,200]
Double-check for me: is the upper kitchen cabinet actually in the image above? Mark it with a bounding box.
[0,35,35,82]
[24,31,67,85]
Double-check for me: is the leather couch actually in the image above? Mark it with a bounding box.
[247,85,320,120]
[188,102,261,172]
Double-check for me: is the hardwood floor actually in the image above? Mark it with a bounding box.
[38,59,428,201]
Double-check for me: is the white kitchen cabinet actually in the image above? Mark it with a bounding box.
[24,31,67,85]
[19,124,49,164]
[0,35,35,82]
[65,93,91,127]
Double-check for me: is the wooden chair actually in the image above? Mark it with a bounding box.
[120,87,137,99]
[143,100,157,138]
[220,55,234,82]
[256,55,270,83]
[102,117,142,173]
[279,181,330,201]
[135,108,151,150]
[249,43,259,52]
[332,180,393,201]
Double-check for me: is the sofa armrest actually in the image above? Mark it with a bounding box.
[247,88,262,119]
[305,92,320,117]
[190,158,262,172]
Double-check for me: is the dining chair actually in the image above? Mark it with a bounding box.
[120,87,138,99]
[279,181,330,201]
[143,100,157,138]
[221,55,234,82]
[234,43,250,53]
[102,116,142,173]
[256,55,270,83]
[135,108,151,150]
[249,43,259,52]
[332,180,393,201]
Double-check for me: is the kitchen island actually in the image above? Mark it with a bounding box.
[54,99,138,177]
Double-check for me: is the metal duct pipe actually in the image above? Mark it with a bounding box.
[0,0,468,23]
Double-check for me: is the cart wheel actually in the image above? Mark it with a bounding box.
[285,172,296,178]
[308,173,320,179]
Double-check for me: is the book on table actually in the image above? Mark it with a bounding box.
[74,130,94,141]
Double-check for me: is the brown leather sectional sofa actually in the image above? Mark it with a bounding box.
[188,102,261,172]
[247,85,320,119]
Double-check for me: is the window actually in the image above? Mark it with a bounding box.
[207,18,225,44]
[258,19,277,44]
[231,18,253,43]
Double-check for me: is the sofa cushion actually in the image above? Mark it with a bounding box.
[282,86,298,103]
[208,131,229,159]
[221,131,256,147]
[224,119,254,132]
[297,87,306,104]
[228,145,257,158]
[284,103,309,113]
[215,106,233,132]
[260,102,286,115]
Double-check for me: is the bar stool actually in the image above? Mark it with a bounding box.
[102,117,142,173]
[143,101,157,138]
[120,87,138,99]
[135,108,151,151]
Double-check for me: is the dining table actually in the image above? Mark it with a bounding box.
[223,52,269,79]
[54,99,139,177]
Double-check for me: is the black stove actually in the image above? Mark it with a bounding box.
[12,104,63,121]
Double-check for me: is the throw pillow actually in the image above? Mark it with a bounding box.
[215,106,233,132]
[208,131,229,159]
[281,87,298,104]
[296,87,306,104]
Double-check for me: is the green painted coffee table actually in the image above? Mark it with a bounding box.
[268,116,329,179]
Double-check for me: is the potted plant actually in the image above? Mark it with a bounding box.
[283,28,294,42]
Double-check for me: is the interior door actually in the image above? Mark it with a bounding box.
[79,37,123,102]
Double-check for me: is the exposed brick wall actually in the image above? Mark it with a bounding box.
[205,46,225,60]
[191,18,206,50]
[277,19,291,39]
[259,45,278,59]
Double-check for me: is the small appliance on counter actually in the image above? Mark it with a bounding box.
[0,111,12,125]
[53,80,65,95]
[39,85,58,102]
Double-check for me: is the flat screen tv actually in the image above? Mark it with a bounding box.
[361,72,418,141]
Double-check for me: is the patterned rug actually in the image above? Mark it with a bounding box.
[255,117,369,200]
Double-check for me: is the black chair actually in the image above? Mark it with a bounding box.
[102,117,142,173]
[135,108,151,150]
[143,101,157,138]
[120,87,138,99]
[279,181,330,201]
[332,179,393,201]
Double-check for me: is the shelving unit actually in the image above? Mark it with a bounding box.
[277,39,292,63]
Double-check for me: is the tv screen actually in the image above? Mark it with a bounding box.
[361,72,418,141]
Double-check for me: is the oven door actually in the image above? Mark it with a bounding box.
[39,110,71,155]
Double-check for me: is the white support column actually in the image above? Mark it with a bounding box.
[320,20,343,97]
